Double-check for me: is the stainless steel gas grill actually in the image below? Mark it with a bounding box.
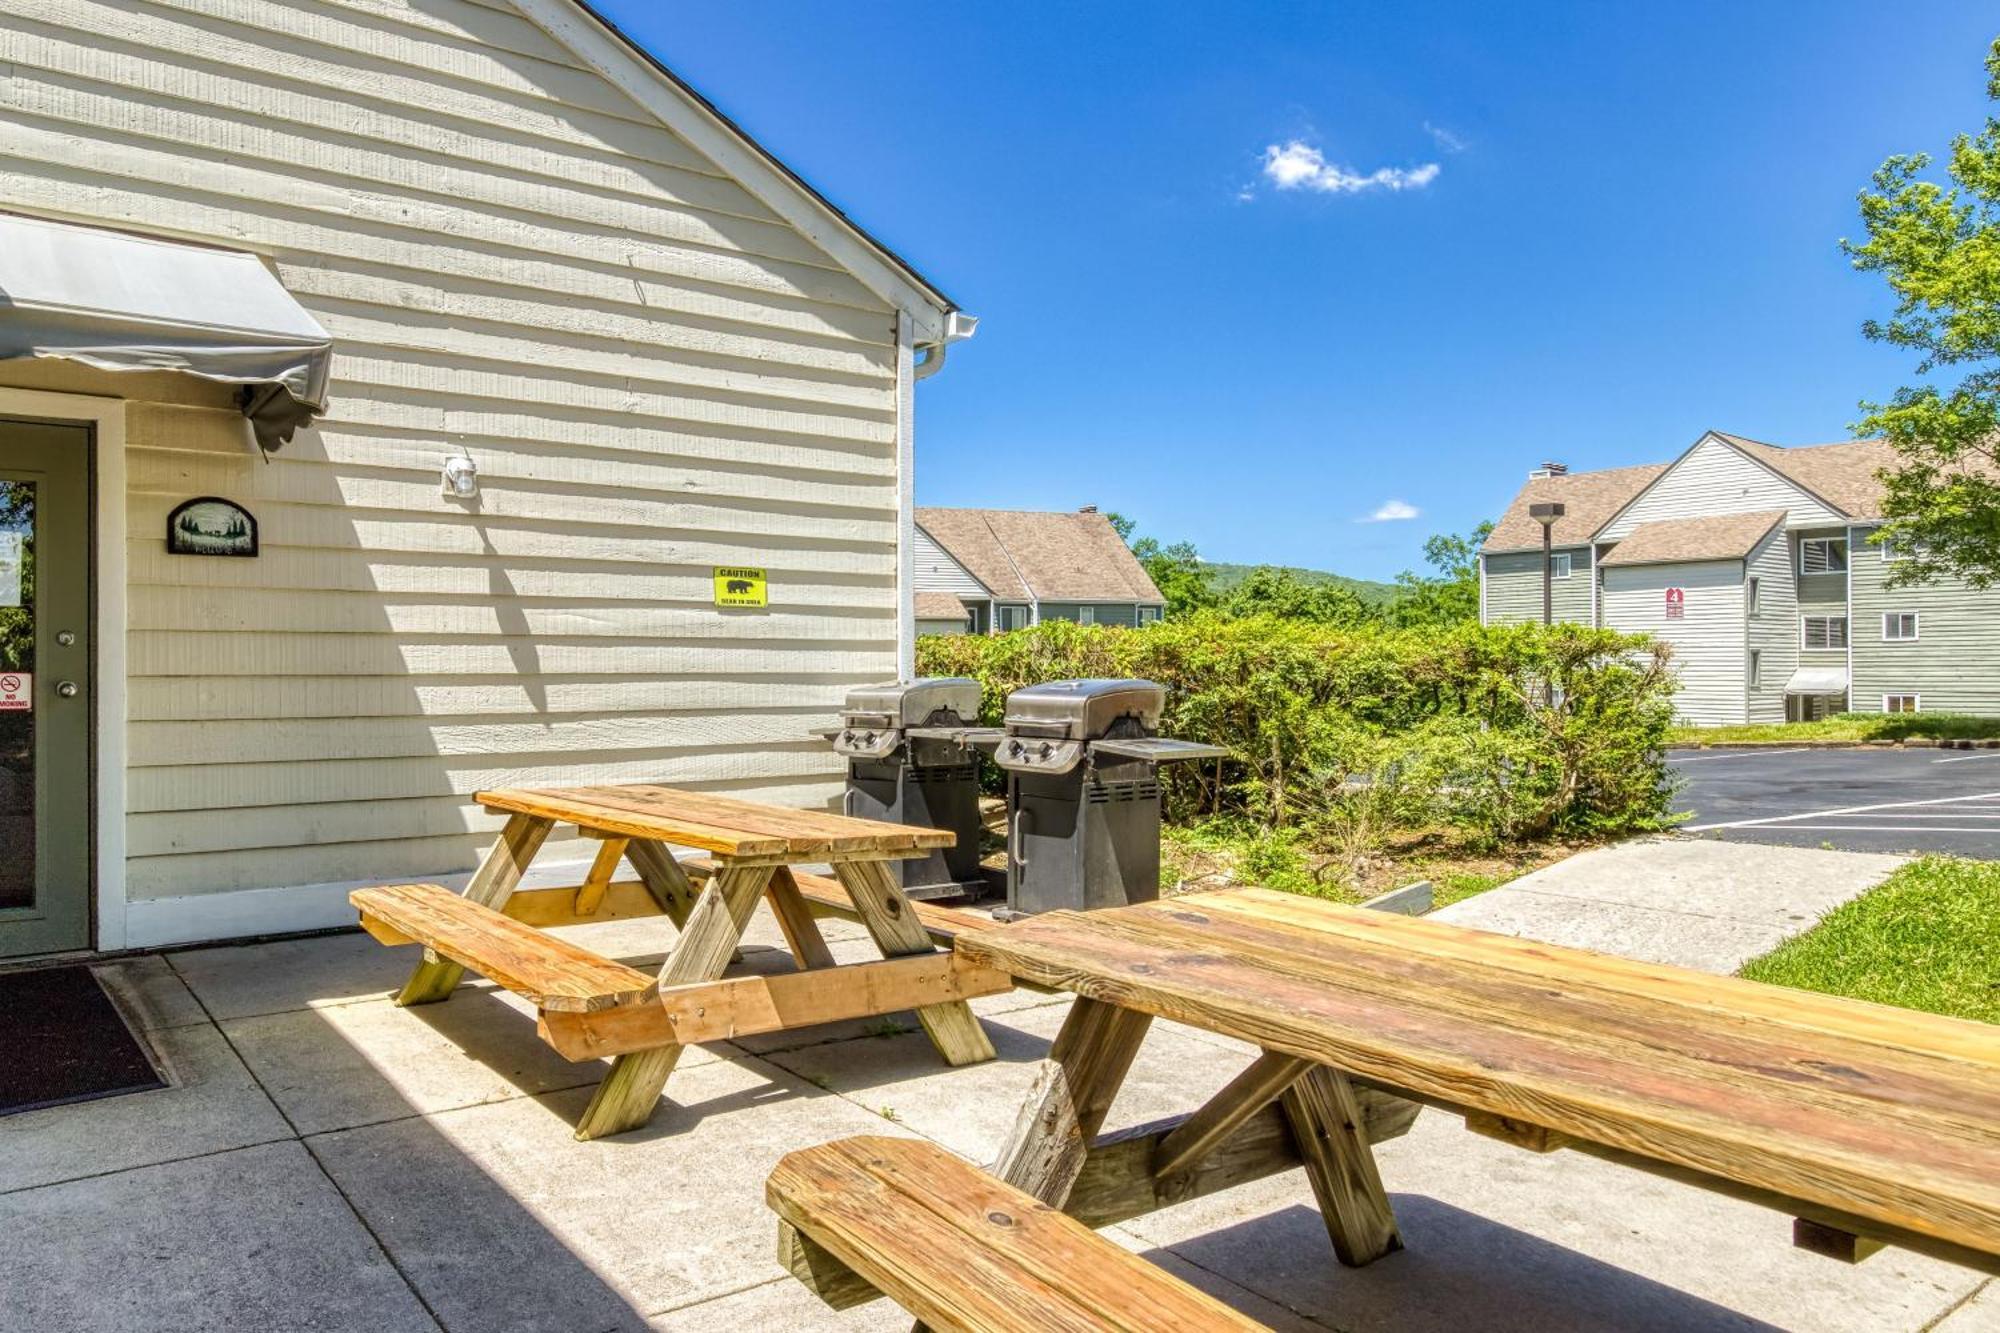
[990,679,1226,915]
[824,678,997,900]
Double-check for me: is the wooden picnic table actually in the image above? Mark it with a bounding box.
[942,887,2000,1280]
[352,784,1006,1140]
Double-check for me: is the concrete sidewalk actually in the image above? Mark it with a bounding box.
[2,841,1992,1332]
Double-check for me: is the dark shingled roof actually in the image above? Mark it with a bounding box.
[1484,463,1671,553]
[1597,511,1787,567]
[915,508,1164,604]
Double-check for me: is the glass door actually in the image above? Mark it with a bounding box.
[0,420,91,958]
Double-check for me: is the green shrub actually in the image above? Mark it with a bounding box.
[919,615,1678,845]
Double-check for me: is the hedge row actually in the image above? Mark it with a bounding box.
[917,614,1679,848]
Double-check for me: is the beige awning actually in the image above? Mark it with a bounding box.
[0,213,331,451]
[1784,666,1850,696]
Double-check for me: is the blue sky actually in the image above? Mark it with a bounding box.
[607,2,1996,581]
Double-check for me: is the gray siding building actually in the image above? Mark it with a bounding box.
[913,506,1165,634]
[1480,432,2000,726]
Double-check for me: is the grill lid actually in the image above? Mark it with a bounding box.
[1002,678,1164,740]
[841,677,983,728]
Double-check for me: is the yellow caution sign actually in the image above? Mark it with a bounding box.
[713,566,768,608]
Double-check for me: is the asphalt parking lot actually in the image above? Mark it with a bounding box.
[1670,746,2000,858]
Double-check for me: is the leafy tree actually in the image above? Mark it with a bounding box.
[1131,534,1217,616]
[1220,566,1378,626]
[1844,36,2000,587]
[1388,521,1492,627]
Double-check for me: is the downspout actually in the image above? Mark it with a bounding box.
[899,310,979,673]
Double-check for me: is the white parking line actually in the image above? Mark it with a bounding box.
[1682,789,2000,831]
[1671,749,1811,764]
[1714,824,2000,834]
[1935,750,2000,763]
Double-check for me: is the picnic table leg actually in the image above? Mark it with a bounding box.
[992,996,1153,1207]
[1281,1066,1403,1267]
[396,813,553,1006]
[623,838,700,928]
[833,860,993,1067]
[765,866,837,970]
[572,861,775,1141]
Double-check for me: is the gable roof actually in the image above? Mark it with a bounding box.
[915,509,1164,604]
[914,591,970,622]
[516,0,961,340]
[1713,434,1897,519]
[1484,463,1671,553]
[1597,511,1787,567]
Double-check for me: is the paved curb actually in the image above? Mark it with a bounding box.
[1672,738,2000,752]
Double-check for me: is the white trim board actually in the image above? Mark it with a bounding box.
[0,387,128,952]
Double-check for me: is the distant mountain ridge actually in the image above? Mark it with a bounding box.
[1203,561,1400,605]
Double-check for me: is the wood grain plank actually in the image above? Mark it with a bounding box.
[992,998,1153,1209]
[1281,1066,1403,1267]
[765,865,837,970]
[954,905,2000,1258]
[353,882,652,1011]
[571,862,775,1140]
[834,860,993,1067]
[537,953,1012,1056]
[767,1136,1268,1331]
[394,812,552,1004]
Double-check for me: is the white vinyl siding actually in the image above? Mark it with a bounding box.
[1601,559,1747,725]
[1479,547,1594,625]
[913,526,991,599]
[4,0,906,901]
[1599,435,1842,540]
[1743,526,1796,724]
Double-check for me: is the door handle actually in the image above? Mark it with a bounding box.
[55,681,77,698]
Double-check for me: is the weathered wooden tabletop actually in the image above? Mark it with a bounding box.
[954,887,2000,1267]
[477,784,957,861]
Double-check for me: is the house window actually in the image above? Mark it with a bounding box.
[1749,649,1761,688]
[1799,537,1848,575]
[1078,606,1095,625]
[1879,536,1904,562]
[1882,612,1919,641]
[997,605,1028,632]
[1801,615,1848,650]
[1549,552,1573,580]
[1884,694,1920,714]
[1137,605,1162,625]
[1747,578,1761,617]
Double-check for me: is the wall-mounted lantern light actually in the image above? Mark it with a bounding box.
[441,452,478,498]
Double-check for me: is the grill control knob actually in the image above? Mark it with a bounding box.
[1007,740,1023,757]
[841,730,854,744]
[1038,742,1053,759]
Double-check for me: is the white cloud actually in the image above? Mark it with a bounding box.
[1259,140,1440,195]
[1423,121,1467,153]
[1362,499,1421,523]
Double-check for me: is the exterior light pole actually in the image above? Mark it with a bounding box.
[1527,502,1566,625]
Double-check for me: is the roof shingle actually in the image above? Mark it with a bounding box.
[1597,510,1787,567]
[1484,463,1670,552]
[915,508,1163,604]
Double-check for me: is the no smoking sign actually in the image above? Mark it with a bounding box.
[0,672,31,711]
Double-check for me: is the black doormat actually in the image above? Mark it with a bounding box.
[0,966,165,1116]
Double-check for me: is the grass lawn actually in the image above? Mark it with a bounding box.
[1739,857,2000,1023]
[1671,711,2000,747]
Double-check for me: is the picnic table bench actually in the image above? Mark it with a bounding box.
[350,785,1009,1140]
[779,886,2000,1323]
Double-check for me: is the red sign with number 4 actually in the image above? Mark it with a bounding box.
[1664,587,1685,620]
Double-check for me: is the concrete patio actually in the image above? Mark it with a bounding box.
[3,855,1994,1332]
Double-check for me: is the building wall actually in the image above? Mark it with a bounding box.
[1598,436,1840,540]
[1849,524,2000,715]
[1479,546,1594,625]
[3,0,905,905]
[1037,602,1141,628]
[1744,525,1798,724]
[1601,559,1746,725]
[912,526,990,599]
[915,617,969,637]
[1791,529,1851,688]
